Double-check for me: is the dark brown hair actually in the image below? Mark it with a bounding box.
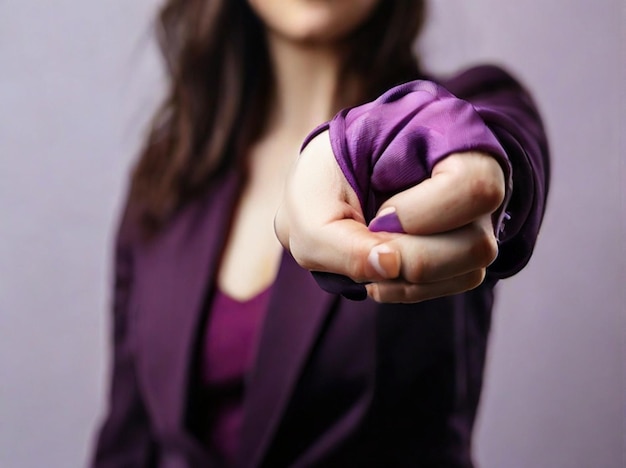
[131,0,426,234]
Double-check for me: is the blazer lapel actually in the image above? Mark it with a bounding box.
[132,167,338,464]
[133,169,241,430]
[238,253,338,467]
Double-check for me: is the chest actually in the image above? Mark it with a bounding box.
[217,137,299,300]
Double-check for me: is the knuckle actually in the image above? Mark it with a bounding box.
[346,242,371,281]
[347,259,369,282]
[370,282,425,304]
[386,283,424,304]
[471,228,499,266]
[465,269,487,291]
[403,256,428,284]
[469,174,505,212]
[401,283,426,303]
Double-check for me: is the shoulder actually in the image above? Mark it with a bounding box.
[435,64,526,96]
[114,189,144,249]
[357,65,530,113]
[434,64,519,91]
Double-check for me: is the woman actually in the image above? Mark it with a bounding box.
[92,0,549,466]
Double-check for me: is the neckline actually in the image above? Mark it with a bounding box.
[215,284,273,305]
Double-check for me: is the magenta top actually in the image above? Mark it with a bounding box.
[199,286,272,466]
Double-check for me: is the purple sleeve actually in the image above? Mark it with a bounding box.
[304,66,549,297]
[304,79,511,223]
[91,205,157,467]
[442,65,550,278]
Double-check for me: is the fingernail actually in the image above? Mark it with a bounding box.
[368,245,400,278]
[365,283,379,301]
[368,207,404,233]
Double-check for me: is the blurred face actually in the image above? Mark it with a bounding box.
[247,0,381,44]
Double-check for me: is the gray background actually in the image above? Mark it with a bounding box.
[1,1,624,467]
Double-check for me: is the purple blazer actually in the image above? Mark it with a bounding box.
[92,66,549,467]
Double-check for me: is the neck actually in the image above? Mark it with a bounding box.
[263,32,360,143]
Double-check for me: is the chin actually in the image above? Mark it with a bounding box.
[249,0,380,44]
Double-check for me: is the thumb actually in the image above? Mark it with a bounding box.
[289,218,401,282]
[277,128,401,282]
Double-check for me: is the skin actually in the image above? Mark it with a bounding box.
[219,0,506,303]
[218,0,375,300]
[275,134,505,303]
[247,0,380,45]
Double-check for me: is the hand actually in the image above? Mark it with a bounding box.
[274,130,506,303]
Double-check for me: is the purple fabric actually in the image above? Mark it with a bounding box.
[304,79,510,298]
[200,287,272,466]
[302,80,510,222]
[309,272,369,301]
[92,66,549,468]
